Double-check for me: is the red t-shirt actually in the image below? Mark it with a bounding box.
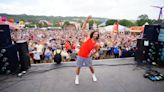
[78,38,96,58]
[71,43,76,50]
[65,41,71,51]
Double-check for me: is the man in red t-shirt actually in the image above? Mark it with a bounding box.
[75,31,100,85]
[65,40,72,53]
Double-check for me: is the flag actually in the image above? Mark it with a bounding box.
[16,20,19,24]
[112,21,119,33]
[19,20,25,24]
[58,21,62,26]
[0,16,7,24]
[9,18,14,23]
[1,16,7,22]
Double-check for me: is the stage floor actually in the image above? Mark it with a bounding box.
[0,58,164,92]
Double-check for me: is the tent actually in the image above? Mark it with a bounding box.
[99,25,128,33]
[129,26,144,33]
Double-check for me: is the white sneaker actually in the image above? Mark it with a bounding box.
[22,71,26,74]
[75,75,79,85]
[17,73,22,77]
[92,74,97,82]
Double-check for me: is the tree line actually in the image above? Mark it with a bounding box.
[0,13,163,28]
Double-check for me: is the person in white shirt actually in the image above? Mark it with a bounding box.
[35,43,44,62]
[32,48,41,64]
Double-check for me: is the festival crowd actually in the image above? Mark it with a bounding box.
[10,29,142,64]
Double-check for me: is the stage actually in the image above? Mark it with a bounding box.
[0,58,164,92]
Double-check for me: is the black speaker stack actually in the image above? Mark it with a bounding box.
[0,24,31,75]
[135,38,148,62]
[0,24,19,74]
[135,24,164,67]
[0,45,19,74]
[146,41,163,66]
[143,25,160,42]
[135,24,164,81]
[0,25,12,47]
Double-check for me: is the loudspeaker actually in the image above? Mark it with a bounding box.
[0,24,12,47]
[0,45,19,74]
[134,39,148,61]
[143,25,161,41]
[16,41,30,71]
[145,41,164,66]
[147,42,159,62]
[157,42,164,66]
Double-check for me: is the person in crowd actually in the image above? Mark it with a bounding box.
[113,46,119,58]
[10,28,141,64]
[32,47,41,64]
[44,47,53,63]
[70,50,77,61]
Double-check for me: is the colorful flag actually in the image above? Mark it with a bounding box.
[9,18,14,23]
[112,21,119,33]
[1,16,7,22]
[19,20,25,24]
[16,20,19,24]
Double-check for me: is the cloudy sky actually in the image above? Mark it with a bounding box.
[0,0,163,20]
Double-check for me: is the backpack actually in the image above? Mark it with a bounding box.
[114,48,119,54]
[54,50,62,64]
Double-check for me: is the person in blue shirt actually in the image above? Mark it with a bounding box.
[113,46,119,58]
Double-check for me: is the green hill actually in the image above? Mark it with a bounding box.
[0,13,107,23]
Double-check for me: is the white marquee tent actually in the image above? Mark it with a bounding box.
[99,25,129,33]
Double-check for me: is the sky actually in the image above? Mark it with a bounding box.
[0,0,163,20]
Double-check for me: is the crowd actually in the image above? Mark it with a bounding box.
[10,29,142,64]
